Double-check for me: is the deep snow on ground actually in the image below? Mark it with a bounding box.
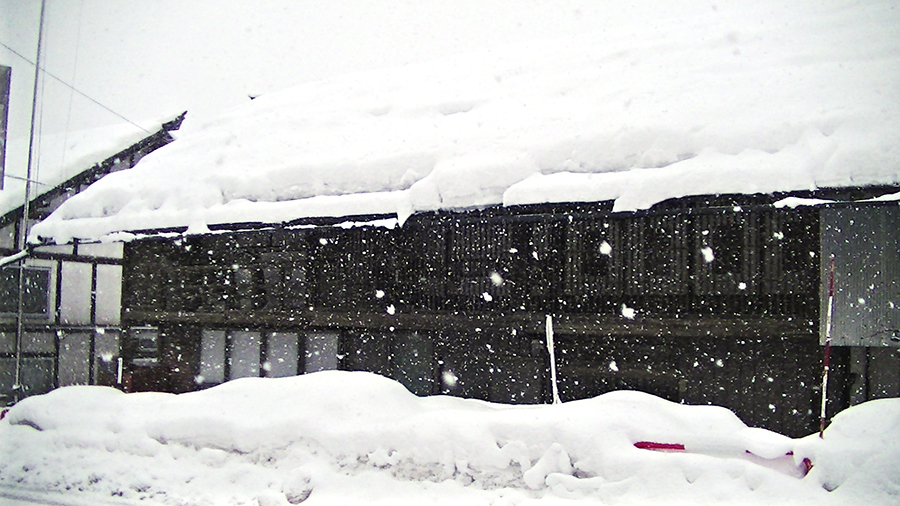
[29,0,900,244]
[1,371,899,506]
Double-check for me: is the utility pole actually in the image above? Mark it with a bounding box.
[13,0,47,404]
[0,64,11,190]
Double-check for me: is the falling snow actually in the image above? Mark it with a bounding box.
[599,241,612,256]
[3,1,899,505]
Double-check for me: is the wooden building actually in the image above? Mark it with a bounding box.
[114,185,899,438]
[0,113,185,403]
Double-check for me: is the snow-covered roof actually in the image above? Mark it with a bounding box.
[30,1,900,244]
[0,117,176,217]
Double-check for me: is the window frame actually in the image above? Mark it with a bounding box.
[0,264,53,318]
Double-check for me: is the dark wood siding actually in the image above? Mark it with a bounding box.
[566,217,624,302]
[447,221,511,309]
[124,207,822,322]
[692,211,760,296]
[762,208,819,296]
[625,214,691,297]
[121,204,837,437]
[555,332,846,436]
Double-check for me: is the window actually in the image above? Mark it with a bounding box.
[59,332,91,386]
[266,332,299,378]
[127,327,158,367]
[305,331,339,372]
[390,332,433,396]
[0,331,57,401]
[60,262,92,324]
[94,329,121,386]
[230,330,261,378]
[0,266,50,316]
[566,220,623,298]
[23,331,55,353]
[762,210,817,296]
[234,269,267,310]
[342,330,434,396]
[199,330,226,384]
[198,330,306,386]
[19,358,54,396]
[95,265,123,324]
[448,223,510,306]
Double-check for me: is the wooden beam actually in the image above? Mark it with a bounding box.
[30,250,122,265]
[123,308,815,339]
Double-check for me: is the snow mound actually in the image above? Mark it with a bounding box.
[30,1,900,244]
[796,398,900,501]
[2,371,897,505]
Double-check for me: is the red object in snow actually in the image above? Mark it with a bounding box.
[801,457,814,475]
[634,441,686,451]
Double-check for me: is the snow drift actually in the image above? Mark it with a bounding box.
[1,371,898,505]
[30,0,900,244]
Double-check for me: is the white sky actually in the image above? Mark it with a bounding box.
[0,0,621,175]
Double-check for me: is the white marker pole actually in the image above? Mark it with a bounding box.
[820,255,836,438]
[546,315,561,405]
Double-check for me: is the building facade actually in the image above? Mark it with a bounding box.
[113,188,899,437]
[0,113,184,404]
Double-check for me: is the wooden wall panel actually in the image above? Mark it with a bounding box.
[555,332,826,438]
[761,208,819,296]
[447,222,511,309]
[625,215,690,296]
[692,212,760,296]
[566,218,624,298]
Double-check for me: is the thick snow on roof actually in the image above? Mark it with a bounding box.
[0,119,171,217]
[2,372,900,505]
[31,1,900,244]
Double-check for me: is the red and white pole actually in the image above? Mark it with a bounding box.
[819,255,835,438]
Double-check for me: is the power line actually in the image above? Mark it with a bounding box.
[4,173,50,186]
[61,0,87,175]
[0,40,152,134]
